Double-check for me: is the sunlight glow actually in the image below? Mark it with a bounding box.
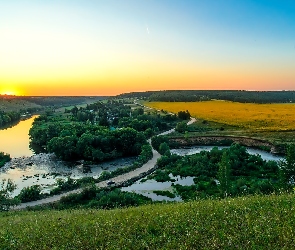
[0,89,19,96]
[0,1,294,95]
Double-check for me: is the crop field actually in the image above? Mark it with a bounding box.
[1,194,295,249]
[145,101,295,131]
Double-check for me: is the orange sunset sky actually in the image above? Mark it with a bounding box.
[1,0,295,96]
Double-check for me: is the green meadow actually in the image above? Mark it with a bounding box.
[1,193,295,249]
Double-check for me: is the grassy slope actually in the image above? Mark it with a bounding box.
[0,98,41,112]
[0,96,105,113]
[1,194,295,249]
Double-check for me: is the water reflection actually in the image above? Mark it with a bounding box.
[122,174,194,201]
[171,146,283,162]
[122,146,283,201]
[0,154,136,196]
[0,116,38,157]
[0,119,20,130]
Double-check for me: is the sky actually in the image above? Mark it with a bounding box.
[1,0,295,96]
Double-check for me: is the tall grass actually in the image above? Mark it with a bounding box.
[1,193,295,249]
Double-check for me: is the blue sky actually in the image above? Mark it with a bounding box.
[0,0,295,95]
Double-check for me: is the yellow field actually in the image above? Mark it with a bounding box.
[145,101,295,131]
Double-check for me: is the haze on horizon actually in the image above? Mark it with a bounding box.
[1,0,295,96]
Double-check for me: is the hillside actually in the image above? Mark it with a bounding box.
[1,193,295,249]
[0,97,42,112]
[0,96,106,113]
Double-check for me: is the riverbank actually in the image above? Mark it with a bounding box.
[168,135,285,155]
[1,153,136,197]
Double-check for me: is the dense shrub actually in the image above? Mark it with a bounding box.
[0,152,11,168]
[17,185,42,202]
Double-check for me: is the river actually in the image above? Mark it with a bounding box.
[0,116,38,158]
[0,116,284,198]
[0,117,135,196]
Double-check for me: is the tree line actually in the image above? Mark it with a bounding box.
[0,111,21,127]
[117,90,295,103]
[29,100,180,162]
[30,117,148,161]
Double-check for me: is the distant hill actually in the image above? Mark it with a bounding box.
[0,96,107,112]
[0,97,42,113]
[116,90,295,103]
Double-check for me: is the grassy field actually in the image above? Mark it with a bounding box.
[145,101,295,131]
[1,193,295,249]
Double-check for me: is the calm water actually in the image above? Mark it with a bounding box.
[1,155,135,196]
[0,116,38,157]
[122,174,194,202]
[171,146,283,162]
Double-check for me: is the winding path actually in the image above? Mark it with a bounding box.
[13,118,196,210]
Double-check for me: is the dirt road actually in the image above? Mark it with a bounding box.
[13,118,196,210]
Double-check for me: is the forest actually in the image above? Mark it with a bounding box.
[117,90,295,103]
[29,100,180,162]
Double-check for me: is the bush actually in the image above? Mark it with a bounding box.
[0,179,19,211]
[18,185,42,202]
[58,188,151,210]
[151,135,169,151]
[177,110,191,120]
[50,178,79,195]
[175,121,188,133]
[0,152,11,168]
[158,142,170,155]
[153,190,176,198]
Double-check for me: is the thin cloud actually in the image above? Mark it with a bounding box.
[146,24,150,35]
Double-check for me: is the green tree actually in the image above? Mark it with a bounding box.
[0,152,11,168]
[175,121,188,133]
[159,142,170,155]
[151,135,169,151]
[71,106,78,116]
[144,128,153,138]
[47,135,78,160]
[177,110,191,120]
[76,133,94,160]
[217,152,231,198]
[117,128,143,156]
[0,179,19,211]
[133,108,144,116]
[279,144,295,188]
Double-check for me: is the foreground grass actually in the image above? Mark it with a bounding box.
[145,101,295,131]
[1,194,295,249]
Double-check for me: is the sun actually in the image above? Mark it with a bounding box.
[0,90,20,96]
